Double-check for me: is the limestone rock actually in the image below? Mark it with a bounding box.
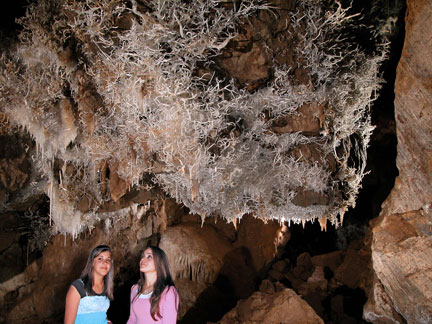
[271,259,288,273]
[305,266,328,291]
[334,240,371,290]
[258,279,275,294]
[363,274,405,324]
[6,296,36,323]
[367,0,432,322]
[160,224,232,283]
[218,247,258,299]
[270,103,325,134]
[234,215,284,272]
[0,134,32,203]
[211,288,324,324]
[381,0,432,216]
[310,250,344,274]
[219,41,270,85]
[291,252,313,281]
[371,212,432,323]
[160,224,233,316]
[268,269,284,282]
[298,266,328,318]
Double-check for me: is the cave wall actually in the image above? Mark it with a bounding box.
[365,0,432,323]
[0,187,285,324]
[0,0,424,323]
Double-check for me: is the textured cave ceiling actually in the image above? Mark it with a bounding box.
[0,0,402,237]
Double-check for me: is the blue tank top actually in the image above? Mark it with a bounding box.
[71,279,110,324]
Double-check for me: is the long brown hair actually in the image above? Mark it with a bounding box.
[80,245,115,300]
[132,246,178,320]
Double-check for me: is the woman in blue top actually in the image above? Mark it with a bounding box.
[64,245,115,324]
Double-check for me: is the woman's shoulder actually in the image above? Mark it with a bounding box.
[71,278,84,286]
[162,285,179,297]
[131,284,139,293]
[161,286,179,308]
[71,278,86,298]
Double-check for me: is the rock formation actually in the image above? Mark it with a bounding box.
[364,0,432,323]
[2,0,429,323]
[211,287,324,324]
[0,0,387,238]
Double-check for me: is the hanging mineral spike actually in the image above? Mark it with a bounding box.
[318,216,327,232]
[0,0,387,235]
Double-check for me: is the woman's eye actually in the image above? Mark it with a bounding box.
[97,257,111,263]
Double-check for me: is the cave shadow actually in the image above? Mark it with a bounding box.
[178,246,258,324]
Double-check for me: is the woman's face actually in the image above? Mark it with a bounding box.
[92,250,112,278]
[140,248,156,274]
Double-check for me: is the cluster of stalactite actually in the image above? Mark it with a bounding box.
[0,0,388,237]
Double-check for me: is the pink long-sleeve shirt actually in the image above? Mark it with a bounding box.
[126,285,179,324]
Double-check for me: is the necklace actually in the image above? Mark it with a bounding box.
[142,285,154,294]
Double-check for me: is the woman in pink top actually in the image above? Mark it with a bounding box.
[126,246,179,324]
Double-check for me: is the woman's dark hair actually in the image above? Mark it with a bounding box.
[80,245,114,300]
[132,246,178,320]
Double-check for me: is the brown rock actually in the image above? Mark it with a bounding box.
[219,247,258,299]
[297,252,313,268]
[291,189,329,208]
[306,266,328,291]
[271,102,325,134]
[155,198,185,227]
[297,266,328,317]
[274,281,287,292]
[311,250,345,274]
[292,252,314,281]
[334,241,370,289]
[259,279,275,294]
[160,224,233,316]
[381,0,432,216]
[368,1,432,319]
[174,278,208,318]
[108,161,129,202]
[272,259,288,273]
[284,271,305,292]
[234,215,282,272]
[268,269,284,282]
[7,296,36,323]
[32,281,67,320]
[363,274,405,324]
[203,215,238,242]
[219,41,269,85]
[212,288,324,324]
[371,212,432,323]
[0,158,29,192]
[160,224,232,283]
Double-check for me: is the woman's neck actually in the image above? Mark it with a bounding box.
[92,273,105,294]
[143,272,157,291]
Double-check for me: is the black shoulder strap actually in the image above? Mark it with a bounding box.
[71,279,87,298]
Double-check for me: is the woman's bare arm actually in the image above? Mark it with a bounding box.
[64,285,80,324]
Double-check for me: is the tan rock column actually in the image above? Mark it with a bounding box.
[365,0,432,323]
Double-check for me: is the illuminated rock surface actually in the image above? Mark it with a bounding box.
[2,0,431,324]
